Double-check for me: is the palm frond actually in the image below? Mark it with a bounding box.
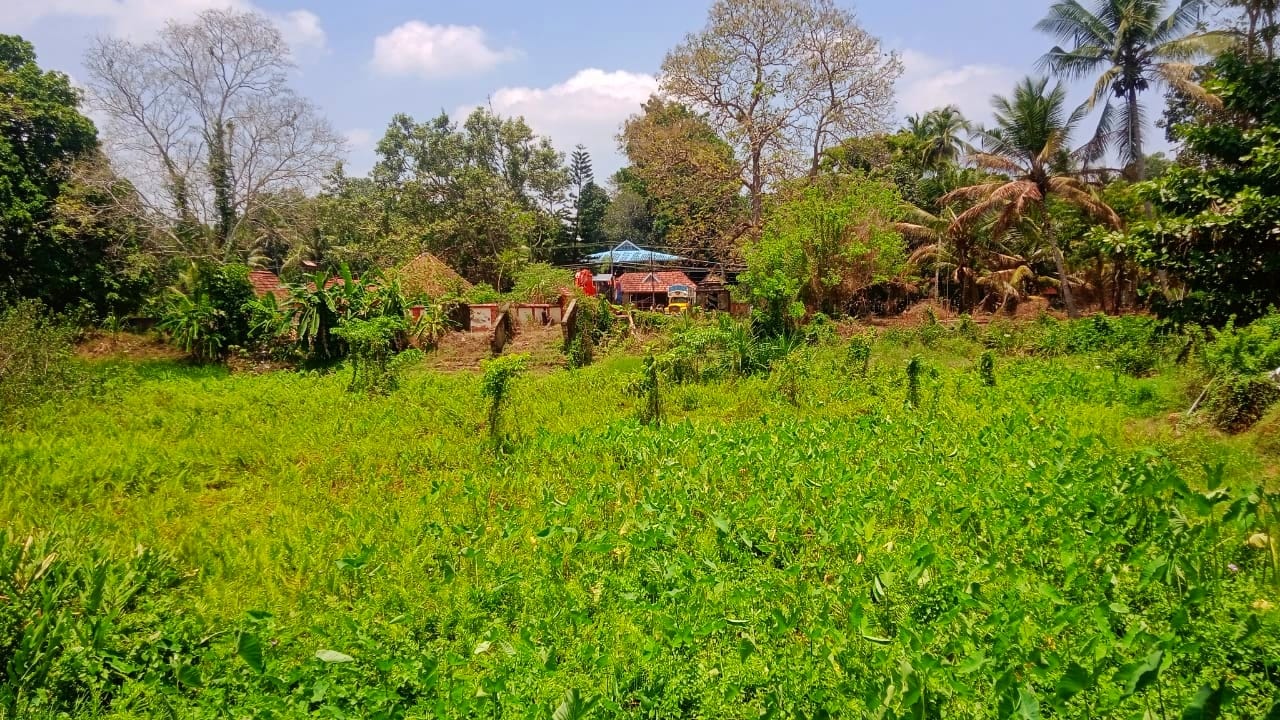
[1155,62,1224,110]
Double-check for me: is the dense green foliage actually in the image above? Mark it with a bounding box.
[739,175,905,331]
[2,322,1280,717]
[0,300,78,415]
[0,35,118,315]
[157,264,255,363]
[1130,53,1280,325]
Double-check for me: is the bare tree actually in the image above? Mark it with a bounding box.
[660,0,901,230]
[83,9,343,262]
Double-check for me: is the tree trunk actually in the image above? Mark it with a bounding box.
[1045,211,1079,318]
[957,237,972,313]
[1094,255,1107,313]
[1113,254,1126,314]
[1128,90,1145,181]
[749,147,764,232]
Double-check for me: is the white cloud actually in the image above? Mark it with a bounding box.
[343,128,373,149]
[275,10,326,54]
[466,68,658,176]
[371,22,516,79]
[897,49,1019,127]
[2,0,327,53]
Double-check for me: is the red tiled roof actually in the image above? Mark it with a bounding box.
[616,271,695,294]
[248,270,287,299]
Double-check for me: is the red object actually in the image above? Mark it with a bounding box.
[575,268,597,296]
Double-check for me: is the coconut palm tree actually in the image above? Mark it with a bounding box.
[1224,0,1279,58]
[906,106,973,171]
[896,204,976,311]
[942,77,1121,318]
[1036,0,1228,179]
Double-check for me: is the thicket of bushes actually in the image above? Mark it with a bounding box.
[0,300,80,417]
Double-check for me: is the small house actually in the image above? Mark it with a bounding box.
[248,269,288,301]
[615,271,697,310]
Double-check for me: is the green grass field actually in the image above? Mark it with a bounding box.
[3,330,1279,718]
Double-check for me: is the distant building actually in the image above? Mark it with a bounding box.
[248,269,288,301]
[615,271,697,309]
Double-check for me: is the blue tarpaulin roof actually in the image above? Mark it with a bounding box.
[584,241,683,264]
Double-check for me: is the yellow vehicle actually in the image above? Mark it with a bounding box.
[666,284,692,314]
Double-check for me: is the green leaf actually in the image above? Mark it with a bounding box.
[871,573,887,603]
[1114,649,1163,697]
[860,632,892,645]
[956,651,987,675]
[237,631,265,674]
[176,663,202,689]
[1180,681,1229,720]
[1016,685,1042,719]
[738,637,757,662]
[553,688,598,720]
[315,649,354,663]
[311,679,329,703]
[1055,662,1091,702]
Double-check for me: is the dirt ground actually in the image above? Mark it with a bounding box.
[77,331,185,362]
[424,323,566,373]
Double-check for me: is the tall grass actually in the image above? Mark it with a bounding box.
[1,333,1278,718]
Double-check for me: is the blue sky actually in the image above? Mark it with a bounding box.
[3,0,1161,179]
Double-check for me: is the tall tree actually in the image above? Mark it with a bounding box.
[371,108,570,284]
[943,78,1121,318]
[0,35,105,311]
[569,145,594,199]
[1037,0,1226,179]
[619,97,748,262]
[660,0,901,229]
[569,144,594,243]
[908,106,974,171]
[83,9,343,261]
[1220,0,1280,58]
[1128,53,1280,324]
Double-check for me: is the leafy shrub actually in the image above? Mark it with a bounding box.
[1202,315,1280,376]
[628,354,663,425]
[906,355,924,407]
[847,332,873,376]
[0,533,184,716]
[243,293,294,359]
[918,307,945,347]
[333,316,407,394]
[158,290,223,362]
[510,263,573,304]
[286,267,410,364]
[632,310,669,332]
[1204,374,1280,433]
[978,350,996,387]
[770,348,812,406]
[804,312,837,344]
[566,331,593,370]
[563,297,617,370]
[158,263,255,362]
[464,283,502,304]
[480,354,528,448]
[409,303,453,350]
[0,300,79,416]
[1108,343,1159,377]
